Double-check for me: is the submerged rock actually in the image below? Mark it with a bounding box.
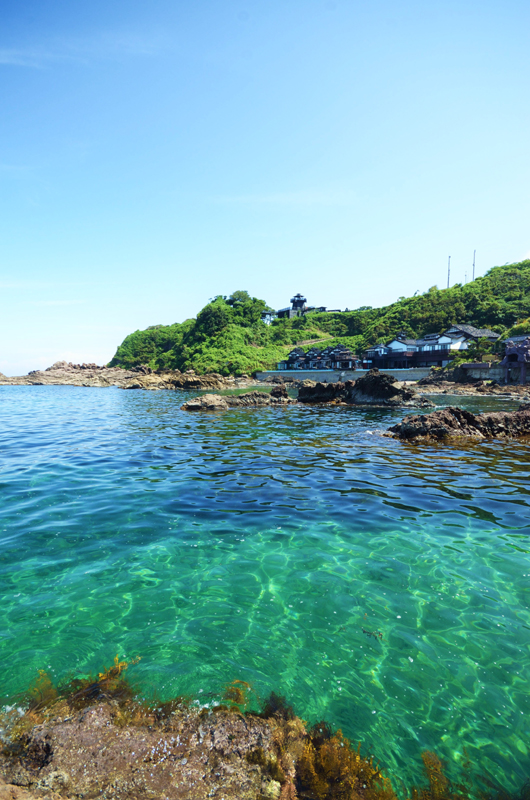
[297,369,427,407]
[181,390,293,411]
[387,403,530,441]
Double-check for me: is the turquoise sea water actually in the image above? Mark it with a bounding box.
[1,386,529,789]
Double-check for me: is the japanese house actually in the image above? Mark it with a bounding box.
[363,325,500,369]
[278,344,360,371]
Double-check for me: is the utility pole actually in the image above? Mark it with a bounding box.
[473,250,476,281]
[447,256,451,289]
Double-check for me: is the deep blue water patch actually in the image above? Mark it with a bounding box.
[0,386,529,788]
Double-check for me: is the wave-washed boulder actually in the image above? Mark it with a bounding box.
[387,403,530,441]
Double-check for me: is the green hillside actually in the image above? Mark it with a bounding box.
[109,261,530,375]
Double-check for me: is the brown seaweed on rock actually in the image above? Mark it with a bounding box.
[296,723,394,800]
[1,663,529,800]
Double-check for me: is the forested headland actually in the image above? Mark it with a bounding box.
[109,260,530,375]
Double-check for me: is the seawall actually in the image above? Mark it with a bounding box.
[255,367,432,382]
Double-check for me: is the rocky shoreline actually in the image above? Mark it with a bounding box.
[414,375,530,400]
[0,362,259,392]
[3,363,530,410]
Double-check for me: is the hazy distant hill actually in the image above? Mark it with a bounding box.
[109,260,530,375]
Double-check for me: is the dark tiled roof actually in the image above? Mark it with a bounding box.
[414,338,441,346]
[446,324,500,339]
[503,335,530,343]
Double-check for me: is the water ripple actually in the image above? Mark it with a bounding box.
[1,386,529,788]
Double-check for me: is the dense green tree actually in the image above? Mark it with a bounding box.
[195,301,231,337]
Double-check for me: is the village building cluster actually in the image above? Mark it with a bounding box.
[273,294,502,372]
[278,344,360,371]
[363,324,500,369]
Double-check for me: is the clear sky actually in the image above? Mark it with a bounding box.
[1,0,529,374]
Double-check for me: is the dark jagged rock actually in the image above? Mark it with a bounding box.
[270,384,289,399]
[387,404,530,441]
[347,369,416,404]
[297,380,345,404]
[297,369,426,407]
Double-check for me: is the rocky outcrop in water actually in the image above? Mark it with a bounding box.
[181,390,293,411]
[297,369,428,407]
[0,364,257,392]
[387,404,530,441]
[0,362,176,389]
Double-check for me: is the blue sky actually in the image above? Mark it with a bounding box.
[1,0,529,374]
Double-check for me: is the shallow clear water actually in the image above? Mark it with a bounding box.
[1,386,529,788]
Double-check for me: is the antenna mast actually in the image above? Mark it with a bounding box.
[473,250,476,281]
[447,256,451,289]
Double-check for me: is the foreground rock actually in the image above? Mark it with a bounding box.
[181,388,293,411]
[387,404,530,441]
[0,363,257,392]
[0,659,508,800]
[0,682,397,800]
[0,702,303,800]
[297,369,429,407]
